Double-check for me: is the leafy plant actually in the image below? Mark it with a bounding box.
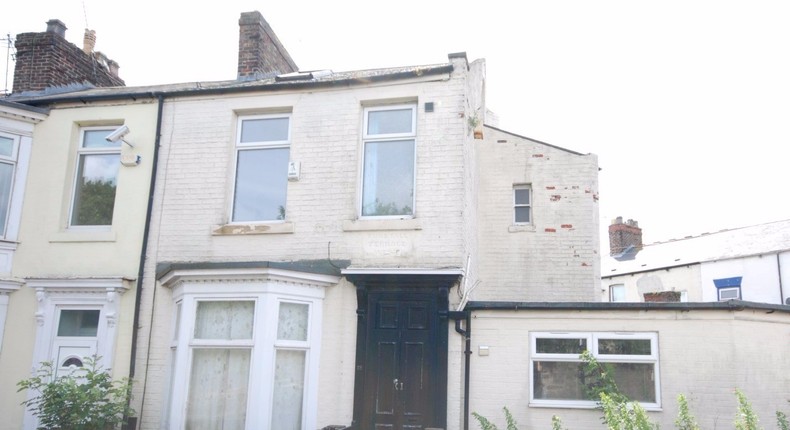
[777,411,789,430]
[551,415,567,430]
[675,393,700,430]
[472,407,518,430]
[17,356,134,430]
[600,392,657,430]
[735,389,761,430]
[581,350,629,405]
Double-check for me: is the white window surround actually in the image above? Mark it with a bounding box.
[529,331,661,410]
[68,126,122,229]
[0,130,33,268]
[160,267,339,430]
[23,278,128,430]
[231,114,291,223]
[609,284,626,302]
[359,104,417,220]
[0,281,23,355]
[513,184,532,225]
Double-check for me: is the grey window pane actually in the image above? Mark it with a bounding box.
[515,207,531,223]
[57,309,100,336]
[232,147,289,222]
[0,136,13,157]
[83,130,121,148]
[71,154,119,226]
[0,162,13,233]
[610,363,656,402]
[277,302,309,341]
[515,188,530,205]
[271,349,306,430]
[597,339,651,355]
[361,140,414,216]
[533,361,586,400]
[536,338,586,354]
[367,109,413,135]
[194,301,254,340]
[240,117,289,143]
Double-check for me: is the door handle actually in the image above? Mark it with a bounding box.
[393,378,404,391]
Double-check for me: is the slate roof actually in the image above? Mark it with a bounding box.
[602,219,790,277]
[3,63,454,105]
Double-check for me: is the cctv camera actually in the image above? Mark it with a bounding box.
[105,125,130,143]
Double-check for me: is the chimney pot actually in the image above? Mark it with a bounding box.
[609,216,643,255]
[83,29,96,54]
[46,19,67,38]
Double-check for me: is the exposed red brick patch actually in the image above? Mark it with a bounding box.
[546,186,556,190]
[550,195,561,201]
[581,262,590,266]
[644,291,681,302]
[544,228,556,233]
[561,224,573,229]
[532,154,544,158]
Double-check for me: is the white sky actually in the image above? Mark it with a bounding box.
[3,0,790,246]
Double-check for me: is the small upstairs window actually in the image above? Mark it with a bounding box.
[514,185,532,224]
[714,277,742,301]
[232,115,291,222]
[69,127,121,227]
[0,134,19,236]
[361,104,416,218]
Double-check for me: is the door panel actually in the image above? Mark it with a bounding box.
[364,292,441,430]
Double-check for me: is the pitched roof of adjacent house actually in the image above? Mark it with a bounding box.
[602,219,790,278]
[4,62,455,105]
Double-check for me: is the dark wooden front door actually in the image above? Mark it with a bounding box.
[350,276,454,430]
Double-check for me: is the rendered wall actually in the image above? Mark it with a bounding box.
[701,254,785,303]
[475,127,600,301]
[602,264,701,302]
[469,308,790,430]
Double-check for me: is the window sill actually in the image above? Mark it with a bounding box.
[529,401,661,411]
[49,230,117,243]
[508,224,536,233]
[212,222,294,235]
[342,218,422,232]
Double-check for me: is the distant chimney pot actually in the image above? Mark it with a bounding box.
[83,29,96,54]
[46,19,67,38]
[609,216,643,255]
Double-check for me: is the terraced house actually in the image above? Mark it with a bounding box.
[3,11,789,430]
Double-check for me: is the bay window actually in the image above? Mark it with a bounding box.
[530,332,660,409]
[164,269,332,430]
[361,104,416,217]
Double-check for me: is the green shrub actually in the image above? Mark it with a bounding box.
[600,392,657,430]
[472,407,518,430]
[675,393,700,430]
[735,389,761,430]
[17,356,134,430]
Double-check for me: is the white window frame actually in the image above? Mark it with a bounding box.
[513,184,532,224]
[529,331,660,410]
[68,126,122,229]
[360,104,417,219]
[162,268,336,430]
[609,284,626,302]
[717,286,741,300]
[0,132,20,238]
[231,114,291,223]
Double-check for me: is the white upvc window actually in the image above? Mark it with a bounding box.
[530,332,660,409]
[361,104,416,218]
[514,184,532,224]
[232,114,291,222]
[0,133,19,236]
[69,127,122,227]
[609,284,626,302]
[164,269,333,430]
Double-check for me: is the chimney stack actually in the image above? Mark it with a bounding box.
[83,29,96,54]
[237,11,297,80]
[12,19,124,93]
[608,216,643,255]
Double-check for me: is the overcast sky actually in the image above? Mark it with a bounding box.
[3,0,790,246]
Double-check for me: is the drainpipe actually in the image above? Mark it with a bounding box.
[125,93,164,430]
[449,310,471,430]
[778,254,785,304]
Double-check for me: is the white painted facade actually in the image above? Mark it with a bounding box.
[0,100,158,430]
[130,53,600,430]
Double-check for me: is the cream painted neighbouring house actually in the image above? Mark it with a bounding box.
[5,11,789,430]
[0,20,159,430]
[602,217,790,304]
